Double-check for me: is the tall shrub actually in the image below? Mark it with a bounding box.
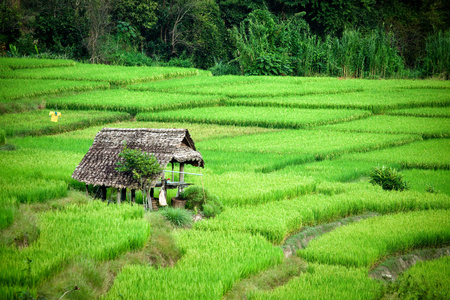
[422,30,450,79]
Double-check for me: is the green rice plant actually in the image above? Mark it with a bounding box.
[0,130,5,145]
[0,79,110,102]
[0,201,150,290]
[129,75,364,97]
[129,76,450,98]
[1,64,209,85]
[0,57,76,69]
[106,230,283,299]
[401,169,450,195]
[0,110,131,137]
[247,263,382,300]
[320,115,450,139]
[387,106,450,118]
[298,210,450,268]
[0,196,18,230]
[189,169,317,207]
[197,130,420,171]
[0,177,68,203]
[194,182,450,244]
[138,106,372,130]
[422,30,450,78]
[385,256,450,299]
[47,89,224,114]
[275,159,376,182]
[343,139,450,170]
[370,166,408,191]
[226,86,450,113]
[159,207,193,228]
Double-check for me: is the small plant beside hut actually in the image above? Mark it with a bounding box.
[116,141,162,209]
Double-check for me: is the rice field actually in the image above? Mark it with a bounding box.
[0,110,130,137]
[0,78,109,101]
[387,106,450,118]
[0,57,76,69]
[1,63,209,85]
[298,210,450,268]
[344,139,450,170]
[47,89,223,113]
[320,115,450,138]
[1,58,449,299]
[138,106,372,129]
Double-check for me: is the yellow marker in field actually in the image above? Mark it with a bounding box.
[49,111,61,122]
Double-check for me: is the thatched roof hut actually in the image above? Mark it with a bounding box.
[72,128,204,190]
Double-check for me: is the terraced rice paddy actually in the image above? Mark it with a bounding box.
[0,58,449,299]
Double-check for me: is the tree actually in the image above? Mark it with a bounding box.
[116,142,162,209]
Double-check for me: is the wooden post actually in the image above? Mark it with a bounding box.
[147,188,152,211]
[131,189,135,203]
[85,184,89,197]
[121,188,126,202]
[117,188,121,204]
[177,163,185,196]
[101,186,107,201]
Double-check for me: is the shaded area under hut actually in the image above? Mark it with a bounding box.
[72,128,204,208]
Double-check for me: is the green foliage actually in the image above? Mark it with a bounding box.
[116,142,162,188]
[422,30,450,79]
[179,187,222,218]
[159,207,193,228]
[370,166,408,191]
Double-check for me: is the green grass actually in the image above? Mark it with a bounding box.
[344,139,450,170]
[129,76,450,99]
[387,106,450,118]
[194,182,450,244]
[0,57,76,69]
[0,78,109,101]
[401,169,450,195]
[320,115,450,139]
[298,210,450,268]
[138,106,372,129]
[106,230,283,300]
[385,256,450,299]
[47,89,224,113]
[248,263,382,300]
[226,88,450,112]
[2,64,209,85]
[0,110,131,137]
[197,130,420,173]
[0,201,150,293]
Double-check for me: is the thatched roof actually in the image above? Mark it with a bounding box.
[72,128,204,189]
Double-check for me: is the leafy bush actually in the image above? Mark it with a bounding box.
[370,166,408,191]
[202,198,224,218]
[159,207,193,228]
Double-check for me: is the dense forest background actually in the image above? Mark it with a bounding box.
[1,0,449,78]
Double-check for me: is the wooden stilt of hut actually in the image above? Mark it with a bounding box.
[72,128,204,208]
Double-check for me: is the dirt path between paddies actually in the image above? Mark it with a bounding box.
[369,247,450,281]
